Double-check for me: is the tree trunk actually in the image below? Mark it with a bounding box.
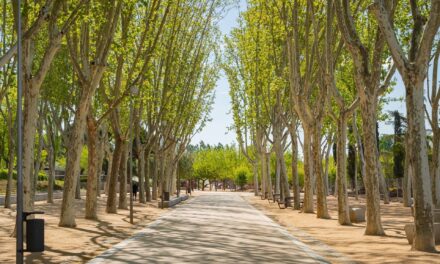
[22,83,39,215]
[431,120,440,207]
[359,96,384,235]
[96,128,106,197]
[47,142,55,204]
[302,127,314,213]
[33,112,44,198]
[377,157,390,204]
[260,150,267,198]
[75,172,81,199]
[85,117,99,219]
[336,115,351,225]
[291,131,300,210]
[145,152,151,202]
[118,141,129,209]
[105,149,113,196]
[275,156,281,195]
[138,148,146,203]
[59,99,89,227]
[406,77,435,251]
[152,154,158,200]
[106,137,123,213]
[323,140,331,197]
[253,161,259,196]
[313,125,330,219]
[266,151,273,198]
[354,143,359,201]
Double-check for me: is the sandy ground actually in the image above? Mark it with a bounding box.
[244,193,440,264]
[0,195,169,264]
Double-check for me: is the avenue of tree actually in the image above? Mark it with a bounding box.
[0,0,439,255]
[0,0,224,227]
[224,0,439,252]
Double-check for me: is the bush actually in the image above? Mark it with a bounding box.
[0,169,48,181]
[37,180,64,191]
[0,169,16,180]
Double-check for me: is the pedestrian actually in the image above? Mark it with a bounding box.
[133,182,138,201]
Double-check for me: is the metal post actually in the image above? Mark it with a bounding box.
[16,0,24,262]
[129,96,133,224]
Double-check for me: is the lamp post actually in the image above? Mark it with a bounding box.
[129,86,139,224]
[16,0,24,262]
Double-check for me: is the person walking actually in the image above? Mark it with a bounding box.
[133,182,138,201]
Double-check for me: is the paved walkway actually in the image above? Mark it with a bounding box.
[89,192,330,264]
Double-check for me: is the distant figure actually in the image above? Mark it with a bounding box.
[133,182,138,201]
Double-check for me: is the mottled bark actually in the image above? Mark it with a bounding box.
[336,115,351,225]
[313,125,330,219]
[85,116,99,219]
[96,127,106,197]
[291,131,300,210]
[253,163,259,197]
[403,141,412,207]
[118,141,129,210]
[145,152,152,202]
[266,151,273,198]
[377,156,390,204]
[47,143,55,204]
[106,137,123,213]
[59,99,89,227]
[359,97,384,235]
[406,77,435,251]
[260,149,267,198]
[138,148,146,203]
[152,155,158,200]
[302,127,314,213]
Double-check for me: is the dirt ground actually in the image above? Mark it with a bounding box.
[0,195,168,263]
[244,193,440,264]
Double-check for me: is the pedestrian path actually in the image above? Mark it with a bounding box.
[89,192,332,264]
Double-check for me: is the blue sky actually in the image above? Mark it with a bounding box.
[191,1,409,147]
[191,1,245,147]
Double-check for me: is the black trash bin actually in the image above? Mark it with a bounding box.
[163,192,170,201]
[26,218,44,252]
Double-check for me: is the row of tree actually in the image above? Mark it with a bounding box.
[0,0,226,227]
[225,0,439,252]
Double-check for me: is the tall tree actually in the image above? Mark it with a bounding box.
[371,0,440,251]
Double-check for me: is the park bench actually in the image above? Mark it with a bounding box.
[277,196,294,209]
[268,193,280,204]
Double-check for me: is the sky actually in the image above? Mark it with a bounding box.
[191,1,246,147]
[191,1,416,147]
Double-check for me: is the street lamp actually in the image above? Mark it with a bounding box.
[16,0,24,263]
[129,86,139,224]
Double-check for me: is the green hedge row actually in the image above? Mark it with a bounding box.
[0,169,49,181]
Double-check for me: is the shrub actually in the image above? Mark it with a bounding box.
[0,169,48,181]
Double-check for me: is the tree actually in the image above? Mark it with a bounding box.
[370,0,440,251]
[335,0,396,236]
[59,1,121,227]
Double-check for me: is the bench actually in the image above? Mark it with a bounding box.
[268,193,280,204]
[278,197,294,209]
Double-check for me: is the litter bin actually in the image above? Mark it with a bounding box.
[163,192,170,201]
[23,211,45,252]
[26,218,44,252]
